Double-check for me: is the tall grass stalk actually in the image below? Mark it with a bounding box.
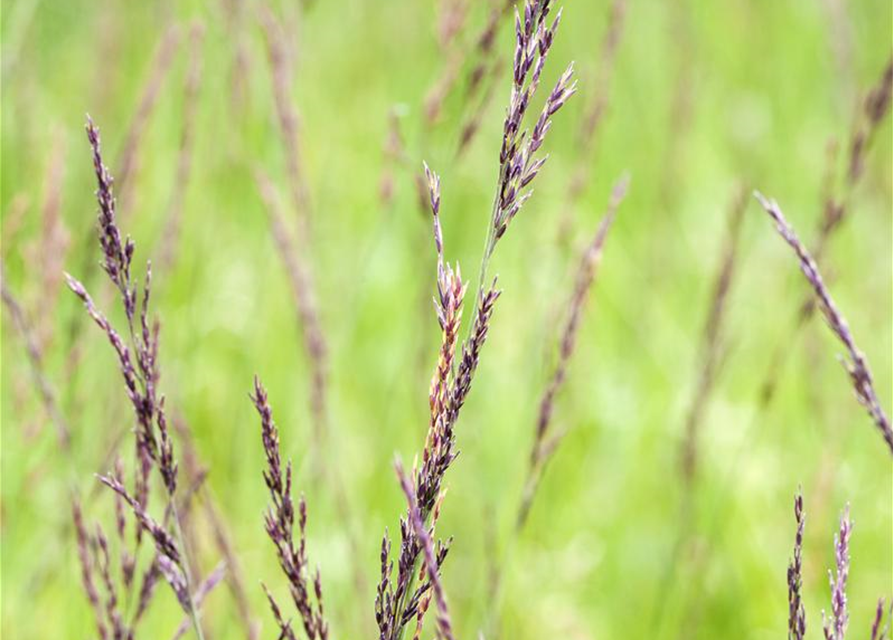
[116,24,182,202]
[252,377,330,640]
[518,174,628,529]
[755,192,892,453]
[679,184,748,484]
[0,275,71,448]
[257,5,330,461]
[654,61,893,633]
[160,22,206,270]
[377,3,577,636]
[67,117,209,640]
[757,56,892,410]
[480,176,626,640]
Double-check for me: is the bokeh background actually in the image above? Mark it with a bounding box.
[1,0,891,638]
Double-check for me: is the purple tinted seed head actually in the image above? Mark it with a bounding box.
[396,459,455,640]
[98,474,181,564]
[72,116,209,639]
[252,376,329,640]
[869,599,886,640]
[787,490,807,640]
[71,497,107,640]
[756,193,893,454]
[134,557,161,625]
[379,2,574,636]
[158,553,191,614]
[822,506,852,640]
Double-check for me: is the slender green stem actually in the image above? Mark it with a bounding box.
[467,190,502,342]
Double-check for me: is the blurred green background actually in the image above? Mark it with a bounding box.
[1,0,891,638]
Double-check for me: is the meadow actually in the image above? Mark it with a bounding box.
[1,0,891,638]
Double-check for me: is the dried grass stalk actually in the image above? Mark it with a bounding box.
[518,174,628,529]
[0,275,71,448]
[116,24,182,201]
[567,0,628,204]
[255,171,328,454]
[160,22,206,270]
[259,5,312,238]
[679,185,748,483]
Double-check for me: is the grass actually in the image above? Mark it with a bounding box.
[1,0,891,638]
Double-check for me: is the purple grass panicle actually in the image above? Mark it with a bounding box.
[68,117,207,639]
[783,493,889,640]
[251,376,329,640]
[375,163,490,640]
[577,0,627,150]
[755,193,893,454]
[822,506,852,640]
[256,11,366,601]
[377,1,575,635]
[436,0,469,51]
[1,131,72,445]
[134,558,161,626]
[94,524,127,639]
[754,59,892,415]
[72,119,182,490]
[491,1,575,245]
[471,0,576,334]
[869,599,885,640]
[72,498,107,640]
[788,491,806,640]
[817,56,893,262]
[453,1,514,156]
[422,0,508,127]
[456,58,505,158]
[257,3,333,472]
[85,117,133,299]
[424,162,468,437]
[98,474,181,567]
